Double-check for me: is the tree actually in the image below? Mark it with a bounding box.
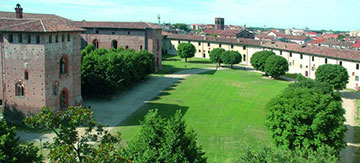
[81,44,95,58]
[315,64,349,90]
[237,144,337,163]
[250,51,275,72]
[0,120,43,162]
[209,48,225,66]
[173,23,189,31]
[24,107,126,162]
[210,33,217,37]
[220,50,242,69]
[125,109,206,162]
[177,43,195,62]
[264,55,289,78]
[337,35,345,41]
[266,80,346,156]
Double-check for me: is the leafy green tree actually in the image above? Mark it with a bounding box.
[220,50,242,69]
[24,107,126,163]
[315,64,349,90]
[337,35,345,41]
[266,80,346,156]
[0,120,43,163]
[210,33,217,37]
[177,43,196,62]
[209,48,225,66]
[237,144,337,163]
[250,51,275,72]
[173,23,189,31]
[126,109,206,162]
[81,44,95,58]
[264,55,289,78]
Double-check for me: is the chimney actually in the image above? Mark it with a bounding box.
[15,4,23,18]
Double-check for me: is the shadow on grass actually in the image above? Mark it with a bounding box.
[119,103,189,126]
[188,60,212,64]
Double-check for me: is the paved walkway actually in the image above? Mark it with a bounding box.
[340,92,360,163]
[17,68,216,142]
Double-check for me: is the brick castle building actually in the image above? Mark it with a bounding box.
[0,4,162,121]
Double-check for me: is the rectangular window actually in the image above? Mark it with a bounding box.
[61,34,65,42]
[208,42,210,46]
[18,34,22,43]
[280,50,282,55]
[312,56,314,61]
[243,54,246,61]
[290,52,292,57]
[112,30,115,34]
[96,30,99,34]
[325,58,328,64]
[9,34,13,43]
[231,45,234,49]
[140,45,143,50]
[55,35,58,43]
[300,54,303,59]
[24,71,29,80]
[356,64,359,70]
[198,50,201,52]
[49,35,52,43]
[300,64,303,69]
[289,62,292,66]
[198,42,201,46]
[219,44,222,47]
[128,31,130,35]
[243,46,246,50]
[356,76,359,81]
[339,61,342,66]
[36,35,40,44]
[27,34,31,43]
[67,34,70,42]
[178,40,180,44]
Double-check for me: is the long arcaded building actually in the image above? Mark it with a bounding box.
[163,34,360,90]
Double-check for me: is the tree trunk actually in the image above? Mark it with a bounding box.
[231,64,233,69]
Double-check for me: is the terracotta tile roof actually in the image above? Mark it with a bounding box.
[70,21,162,30]
[255,34,275,41]
[166,34,360,62]
[352,41,360,48]
[0,11,70,23]
[308,39,325,44]
[166,34,260,46]
[283,35,307,41]
[321,40,353,47]
[0,18,83,32]
[262,41,360,61]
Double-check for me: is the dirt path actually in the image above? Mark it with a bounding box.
[17,68,216,142]
[340,97,358,163]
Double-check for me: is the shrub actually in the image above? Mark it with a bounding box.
[264,55,289,78]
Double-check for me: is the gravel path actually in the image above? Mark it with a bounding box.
[340,97,358,163]
[17,68,216,142]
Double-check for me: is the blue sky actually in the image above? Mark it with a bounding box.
[1,0,359,31]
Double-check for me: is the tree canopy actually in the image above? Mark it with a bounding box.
[250,50,275,72]
[173,23,189,31]
[81,45,155,97]
[315,64,349,90]
[220,50,242,68]
[264,55,289,78]
[177,43,196,62]
[0,120,43,162]
[266,79,346,156]
[24,107,126,162]
[209,48,225,66]
[125,109,206,162]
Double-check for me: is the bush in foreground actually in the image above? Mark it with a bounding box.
[125,109,206,162]
[315,64,349,90]
[0,120,43,162]
[266,79,346,156]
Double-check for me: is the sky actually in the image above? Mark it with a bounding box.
[0,0,359,31]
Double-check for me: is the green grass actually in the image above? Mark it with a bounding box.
[355,100,360,161]
[113,69,289,162]
[157,54,215,75]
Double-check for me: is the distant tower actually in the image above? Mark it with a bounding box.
[215,17,224,30]
[15,3,23,18]
[157,14,161,25]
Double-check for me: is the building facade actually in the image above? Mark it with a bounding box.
[0,5,83,122]
[71,21,163,70]
[163,34,360,90]
[215,17,225,30]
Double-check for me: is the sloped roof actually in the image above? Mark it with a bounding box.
[0,11,70,23]
[0,18,83,32]
[166,34,260,46]
[70,21,162,30]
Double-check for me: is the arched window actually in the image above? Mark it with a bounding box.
[93,39,99,48]
[112,40,118,49]
[60,90,68,111]
[60,57,67,74]
[15,81,24,96]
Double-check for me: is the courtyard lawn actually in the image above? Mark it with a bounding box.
[113,69,289,162]
[157,54,215,75]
